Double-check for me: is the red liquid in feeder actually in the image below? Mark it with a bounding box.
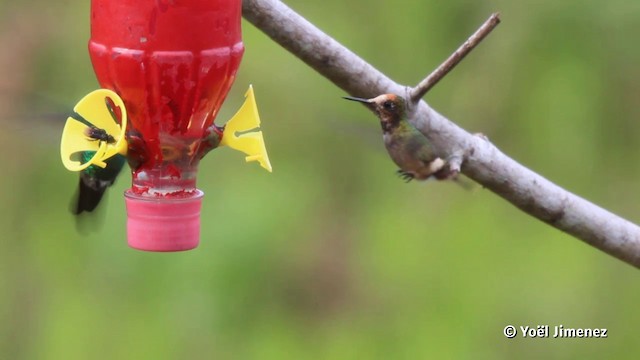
[89,0,243,195]
[89,0,244,251]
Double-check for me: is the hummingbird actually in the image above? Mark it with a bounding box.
[68,97,127,215]
[344,93,451,182]
[72,126,126,214]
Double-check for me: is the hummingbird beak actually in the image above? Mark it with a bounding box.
[342,96,373,104]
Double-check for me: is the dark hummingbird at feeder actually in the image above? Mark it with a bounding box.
[60,89,130,214]
[71,121,125,215]
[344,94,449,182]
[73,146,126,214]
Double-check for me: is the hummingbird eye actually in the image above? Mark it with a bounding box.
[382,100,396,111]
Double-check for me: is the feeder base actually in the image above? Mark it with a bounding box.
[124,189,204,252]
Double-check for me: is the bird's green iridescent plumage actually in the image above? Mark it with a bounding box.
[80,151,125,179]
[382,111,443,181]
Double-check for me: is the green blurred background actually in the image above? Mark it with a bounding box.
[1,0,640,358]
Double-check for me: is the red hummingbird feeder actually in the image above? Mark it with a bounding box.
[60,0,272,251]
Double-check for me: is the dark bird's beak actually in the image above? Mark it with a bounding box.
[342,96,372,104]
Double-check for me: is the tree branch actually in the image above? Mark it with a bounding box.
[242,0,640,269]
[410,13,501,103]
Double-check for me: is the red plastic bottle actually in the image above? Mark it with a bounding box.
[89,0,244,251]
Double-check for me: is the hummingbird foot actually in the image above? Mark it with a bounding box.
[396,170,415,183]
[433,167,459,180]
[432,153,463,180]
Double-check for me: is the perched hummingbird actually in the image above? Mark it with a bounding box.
[344,94,450,182]
[72,127,126,214]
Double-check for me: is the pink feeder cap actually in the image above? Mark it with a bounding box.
[124,190,204,252]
